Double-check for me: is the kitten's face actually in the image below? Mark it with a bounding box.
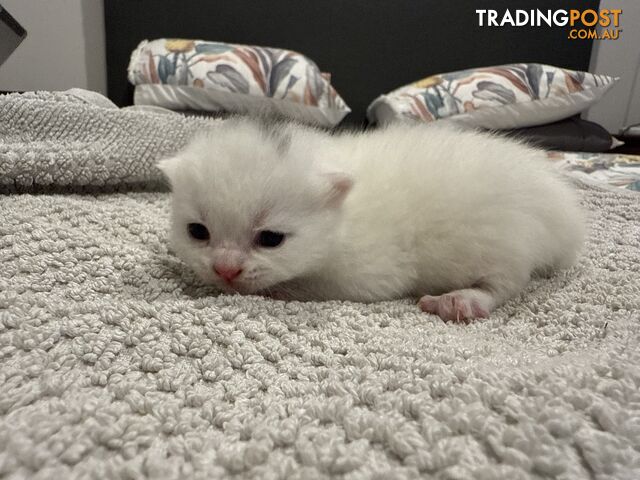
[158,121,352,295]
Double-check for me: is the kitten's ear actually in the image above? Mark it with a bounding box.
[157,156,182,183]
[322,173,354,208]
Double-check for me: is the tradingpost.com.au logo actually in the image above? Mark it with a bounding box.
[476,9,623,40]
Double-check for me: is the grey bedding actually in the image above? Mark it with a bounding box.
[1,91,639,479]
[0,90,215,191]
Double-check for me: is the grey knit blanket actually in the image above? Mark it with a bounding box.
[0,90,215,191]
[1,91,639,479]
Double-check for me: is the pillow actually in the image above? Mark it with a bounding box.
[502,117,618,152]
[128,39,351,127]
[367,63,618,129]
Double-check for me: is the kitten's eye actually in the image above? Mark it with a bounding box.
[256,230,285,248]
[187,223,210,241]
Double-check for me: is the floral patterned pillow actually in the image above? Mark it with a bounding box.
[367,64,617,130]
[128,39,351,126]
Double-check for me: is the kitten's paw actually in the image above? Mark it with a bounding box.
[419,289,493,323]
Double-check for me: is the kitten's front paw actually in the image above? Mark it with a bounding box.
[419,289,492,323]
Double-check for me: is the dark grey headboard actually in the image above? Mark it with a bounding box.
[105,0,599,125]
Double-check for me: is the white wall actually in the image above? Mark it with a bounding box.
[626,67,640,133]
[585,0,640,134]
[0,0,106,94]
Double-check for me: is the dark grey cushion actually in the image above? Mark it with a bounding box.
[502,117,613,152]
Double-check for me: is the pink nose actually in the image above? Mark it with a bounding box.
[213,264,243,282]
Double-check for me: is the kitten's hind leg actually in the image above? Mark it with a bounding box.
[419,289,495,323]
[419,268,531,323]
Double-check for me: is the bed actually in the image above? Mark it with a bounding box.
[549,151,640,192]
[1,1,640,478]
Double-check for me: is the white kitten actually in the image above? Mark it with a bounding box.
[159,117,585,322]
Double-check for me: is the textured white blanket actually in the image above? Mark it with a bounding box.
[0,92,639,479]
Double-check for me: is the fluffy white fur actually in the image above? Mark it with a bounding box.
[159,117,585,322]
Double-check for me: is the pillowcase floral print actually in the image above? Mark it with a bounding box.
[367,63,617,129]
[128,38,350,125]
